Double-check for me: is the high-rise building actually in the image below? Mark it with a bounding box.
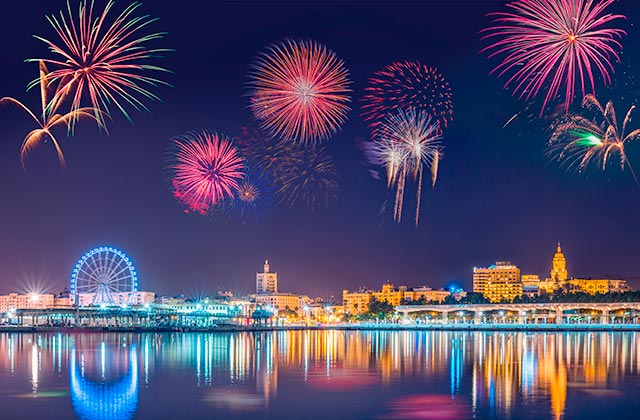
[473,261,522,303]
[256,259,278,294]
[550,243,568,283]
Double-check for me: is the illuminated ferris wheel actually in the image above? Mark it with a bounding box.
[71,247,138,305]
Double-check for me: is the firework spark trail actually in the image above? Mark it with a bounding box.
[29,0,170,130]
[0,61,98,168]
[367,108,441,225]
[248,39,351,144]
[168,131,245,215]
[482,0,625,114]
[361,60,453,134]
[548,94,640,187]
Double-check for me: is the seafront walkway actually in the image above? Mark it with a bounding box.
[395,302,640,325]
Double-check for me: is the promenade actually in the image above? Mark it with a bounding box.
[395,301,640,325]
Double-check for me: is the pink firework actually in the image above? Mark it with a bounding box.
[168,131,245,215]
[248,39,352,143]
[482,0,625,114]
[361,61,453,134]
[29,0,170,129]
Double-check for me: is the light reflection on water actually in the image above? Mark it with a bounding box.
[0,331,639,419]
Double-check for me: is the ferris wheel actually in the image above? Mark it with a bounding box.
[71,247,139,306]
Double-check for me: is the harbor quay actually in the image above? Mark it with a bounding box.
[3,301,640,332]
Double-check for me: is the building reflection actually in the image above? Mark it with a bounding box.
[1,330,640,419]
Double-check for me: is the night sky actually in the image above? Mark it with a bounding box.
[1,0,639,299]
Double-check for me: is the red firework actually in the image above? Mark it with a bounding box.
[361,60,453,134]
[168,131,245,215]
[481,0,625,114]
[248,39,352,143]
[29,0,170,129]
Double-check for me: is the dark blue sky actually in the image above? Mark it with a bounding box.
[1,0,639,299]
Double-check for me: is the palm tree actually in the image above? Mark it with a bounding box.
[1,61,97,168]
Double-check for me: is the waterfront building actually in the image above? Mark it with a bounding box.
[543,244,631,295]
[255,293,300,313]
[229,299,256,319]
[154,297,231,316]
[403,286,450,303]
[521,274,541,297]
[342,288,373,315]
[373,281,407,306]
[521,274,540,288]
[0,293,55,313]
[155,295,186,305]
[473,261,522,303]
[256,259,278,294]
[550,243,568,283]
[75,291,155,307]
[565,278,630,295]
[343,282,450,314]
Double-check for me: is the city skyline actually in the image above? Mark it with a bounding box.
[0,241,627,301]
[1,1,640,299]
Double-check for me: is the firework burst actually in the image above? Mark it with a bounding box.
[235,126,338,209]
[279,146,339,209]
[229,164,275,223]
[482,0,625,114]
[366,108,441,225]
[29,0,170,129]
[548,94,640,186]
[0,61,97,168]
[361,60,453,134]
[248,39,352,144]
[167,131,245,215]
[235,126,303,186]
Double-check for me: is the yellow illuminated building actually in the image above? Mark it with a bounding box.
[372,281,406,307]
[550,243,568,283]
[404,287,450,304]
[343,282,450,315]
[473,261,522,303]
[565,278,630,295]
[342,288,372,315]
[543,243,631,295]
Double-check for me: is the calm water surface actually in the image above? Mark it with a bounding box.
[1,330,639,419]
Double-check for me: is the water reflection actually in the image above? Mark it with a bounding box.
[0,331,639,419]
[70,343,138,420]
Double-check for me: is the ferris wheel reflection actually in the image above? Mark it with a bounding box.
[70,343,138,420]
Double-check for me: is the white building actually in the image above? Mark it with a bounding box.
[154,298,231,316]
[256,259,278,294]
[0,293,55,313]
[255,293,300,313]
[73,291,156,307]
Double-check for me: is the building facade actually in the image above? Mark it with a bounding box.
[404,286,451,303]
[342,288,373,315]
[566,279,630,295]
[473,261,522,303]
[73,291,155,307]
[256,259,278,294]
[544,244,631,295]
[0,293,55,313]
[550,243,568,283]
[343,282,451,314]
[254,293,300,313]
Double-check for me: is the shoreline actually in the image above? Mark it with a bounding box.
[2,323,640,333]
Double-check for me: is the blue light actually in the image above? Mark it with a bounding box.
[70,345,138,420]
